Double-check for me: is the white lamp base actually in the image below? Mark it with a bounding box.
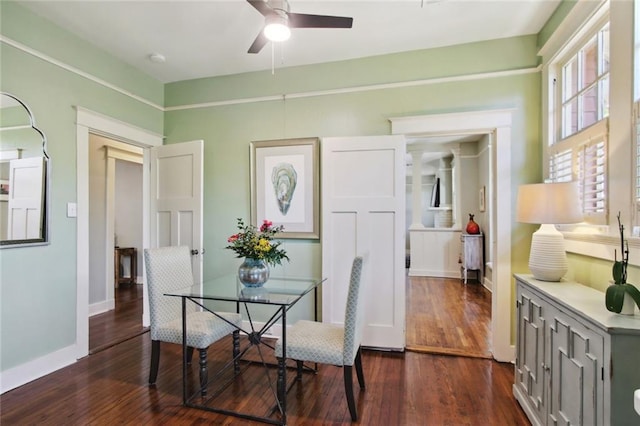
[529,223,568,282]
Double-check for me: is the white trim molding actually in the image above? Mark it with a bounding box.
[76,108,162,361]
[0,36,164,111]
[390,109,514,363]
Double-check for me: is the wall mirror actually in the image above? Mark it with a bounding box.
[0,92,49,247]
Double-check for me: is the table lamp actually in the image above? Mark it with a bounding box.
[516,182,583,281]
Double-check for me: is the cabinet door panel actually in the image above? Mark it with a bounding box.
[548,307,604,426]
[515,288,547,420]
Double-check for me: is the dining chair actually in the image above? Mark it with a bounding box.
[144,245,242,396]
[274,255,365,421]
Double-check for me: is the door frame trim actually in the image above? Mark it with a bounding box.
[75,107,162,359]
[390,109,515,362]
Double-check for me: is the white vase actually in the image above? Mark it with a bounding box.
[620,292,636,315]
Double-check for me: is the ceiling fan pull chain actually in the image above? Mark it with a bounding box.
[271,43,275,75]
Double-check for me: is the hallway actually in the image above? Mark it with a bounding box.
[89,284,147,354]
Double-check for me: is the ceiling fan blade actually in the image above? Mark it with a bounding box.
[288,13,353,29]
[247,0,273,17]
[248,30,269,54]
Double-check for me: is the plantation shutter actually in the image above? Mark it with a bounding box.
[548,119,608,224]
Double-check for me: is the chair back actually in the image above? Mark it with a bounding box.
[342,255,365,366]
[144,246,196,339]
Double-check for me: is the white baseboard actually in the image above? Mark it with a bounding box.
[89,298,115,317]
[0,344,77,394]
[408,268,460,278]
[483,277,493,292]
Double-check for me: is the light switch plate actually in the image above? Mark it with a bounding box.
[67,202,77,218]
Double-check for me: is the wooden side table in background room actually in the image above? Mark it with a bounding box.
[114,247,137,288]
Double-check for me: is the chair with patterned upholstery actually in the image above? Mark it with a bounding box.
[274,255,366,421]
[144,245,242,396]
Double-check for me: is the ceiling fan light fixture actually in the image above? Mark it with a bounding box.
[264,13,290,42]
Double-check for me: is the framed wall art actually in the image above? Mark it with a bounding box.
[250,137,320,239]
[479,185,486,212]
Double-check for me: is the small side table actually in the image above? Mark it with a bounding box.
[460,233,483,284]
[114,247,137,288]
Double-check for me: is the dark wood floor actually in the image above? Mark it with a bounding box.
[1,276,529,425]
[89,284,147,354]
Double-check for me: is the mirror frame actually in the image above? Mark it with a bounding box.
[0,92,50,247]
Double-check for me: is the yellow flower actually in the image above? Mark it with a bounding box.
[256,238,272,252]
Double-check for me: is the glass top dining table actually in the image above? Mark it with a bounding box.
[167,274,324,306]
[164,274,326,426]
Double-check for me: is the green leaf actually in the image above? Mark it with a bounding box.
[606,283,640,313]
[605,284,627,313]
[612,261,625,284]
[621,283,640,309]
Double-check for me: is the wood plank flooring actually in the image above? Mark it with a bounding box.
[89,284,147,354]
[406,276,492,359]
[1,276,529,425]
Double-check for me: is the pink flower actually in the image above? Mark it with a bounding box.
[260,220,273,232]
[227,234,239,243]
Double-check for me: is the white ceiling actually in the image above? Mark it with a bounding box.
[18,0,561,83]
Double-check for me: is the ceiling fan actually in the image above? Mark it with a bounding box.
[247,0,353,54]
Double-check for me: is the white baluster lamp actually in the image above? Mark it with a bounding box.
[516,182,583,281]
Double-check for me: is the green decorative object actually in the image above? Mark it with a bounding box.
[605,212,640,314]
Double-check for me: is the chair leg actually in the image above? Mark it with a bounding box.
[186,346,194,365]
[233,330,240,374]
[355,347,366,389]
[344,365,358,421]
[198,348,208,397]
[296,360,304,380]
[149,340,160,385]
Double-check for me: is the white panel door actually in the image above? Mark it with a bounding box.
[322,135,406,350]
[150,140,204,284]
[7,156,45,240]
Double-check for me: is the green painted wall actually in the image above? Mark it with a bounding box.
[0,2,164,371]
[164,36,542,282]
[1,0,548,378]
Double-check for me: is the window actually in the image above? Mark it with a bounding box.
[549,20,610,224]
[560,23,610,139]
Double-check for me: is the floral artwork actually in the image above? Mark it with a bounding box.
[226,218,289,266]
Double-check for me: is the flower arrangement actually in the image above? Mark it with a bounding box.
[226,218,289,266]
[605,212,640,313]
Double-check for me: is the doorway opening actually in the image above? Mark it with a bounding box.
[404,135,493,358]
[391,109,514,362]
[87,134,145,353]
[75,107,163,359]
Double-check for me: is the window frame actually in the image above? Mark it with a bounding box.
[547,15,610,225]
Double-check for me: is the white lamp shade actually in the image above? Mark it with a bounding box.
[516,182,583,225]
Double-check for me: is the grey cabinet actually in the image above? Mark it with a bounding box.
[514,274,640,425]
